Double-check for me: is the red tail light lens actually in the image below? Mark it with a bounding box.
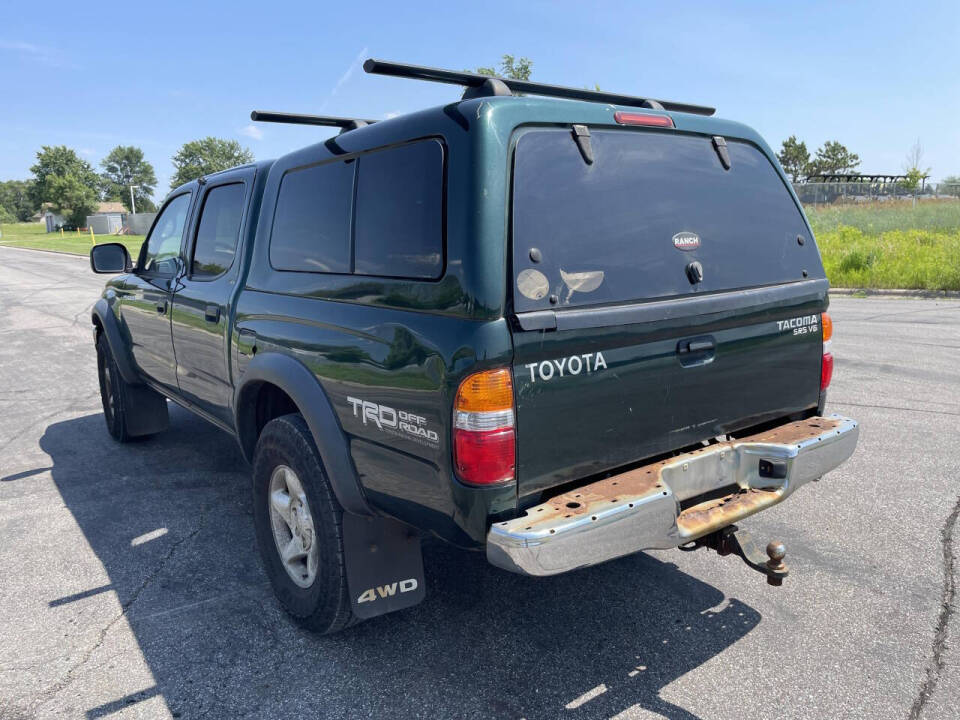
[454,428,516,485]
[821,352,834,390]
[614,111,674,128]
[820,312,834,390]
[453,369,516,486]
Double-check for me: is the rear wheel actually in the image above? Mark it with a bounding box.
[95,332,168,441]
[96,333,130,442]
[252,413,358,634]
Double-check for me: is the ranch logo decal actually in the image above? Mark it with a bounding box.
[778,314,819,336]
[523,351,607,383]
[347,397,440,448]
[672,231,701,251]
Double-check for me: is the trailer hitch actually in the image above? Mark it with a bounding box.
[682,525,789,586]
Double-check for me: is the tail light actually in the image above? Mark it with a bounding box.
[821,312,833,390]
[453,369,515,486]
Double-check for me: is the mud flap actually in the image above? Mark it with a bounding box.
[343,512,425,619]
[121,384,169,437]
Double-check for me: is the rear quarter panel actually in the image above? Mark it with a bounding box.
[236,110,515,545]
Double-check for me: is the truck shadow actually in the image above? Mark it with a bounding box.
[39,407,761,720]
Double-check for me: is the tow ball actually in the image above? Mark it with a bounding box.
[682,525,789,586]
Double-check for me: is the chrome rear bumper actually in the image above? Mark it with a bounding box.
[487,414,859,576]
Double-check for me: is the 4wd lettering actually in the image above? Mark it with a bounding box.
[356,578,419,604]
[523,351,607,383]
[778,315,819,336]
[347,397,440,447]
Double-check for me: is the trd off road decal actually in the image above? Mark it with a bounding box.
[523,351,607,383]
[778,315,819,336]
[347,397,440,448]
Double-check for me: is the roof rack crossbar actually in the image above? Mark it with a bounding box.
[250,110,376,132]
[362,59,715,117]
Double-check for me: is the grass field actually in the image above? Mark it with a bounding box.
[4,201,960,290]
[810,200,960,290]
[0,222,144,258]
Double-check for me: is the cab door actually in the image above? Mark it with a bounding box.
[120,191,193,392]
[170,169,252,426]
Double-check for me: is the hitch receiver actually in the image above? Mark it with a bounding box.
[696,525,789,586]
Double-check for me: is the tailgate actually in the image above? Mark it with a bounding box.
[509,125,827,498]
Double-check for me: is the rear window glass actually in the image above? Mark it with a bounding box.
[191,183,244,278]
[512,129,821,312]
[354,140,444,279]
[270,160,355,273]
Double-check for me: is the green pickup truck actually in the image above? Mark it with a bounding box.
[89,60,859,634]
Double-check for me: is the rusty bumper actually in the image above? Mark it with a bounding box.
[487,414,859,576]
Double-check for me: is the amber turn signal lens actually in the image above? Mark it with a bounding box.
[455,368,514,413]
[822,312,833,342]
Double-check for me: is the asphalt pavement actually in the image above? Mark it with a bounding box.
[1,244,957,719]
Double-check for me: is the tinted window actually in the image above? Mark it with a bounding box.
[354,140,443,279]
[142,193,190,274]
[270,160,354,272]
[191,183,245,279]
[512,129,822,311]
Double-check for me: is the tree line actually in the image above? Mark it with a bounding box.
[0,138,253,227]
[776,135,943,193]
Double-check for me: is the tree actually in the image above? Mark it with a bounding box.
[46,174,99,227]
[900,138,930,193]
[29,145,102,211]
[170,137,254,188]
[807,141,860,176]
[474,54,533,81]
[0,180,37,222]
[101,146,157,213]
[777,136,811,182]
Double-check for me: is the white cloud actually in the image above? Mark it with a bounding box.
[331,46,369,97]
[79,148,95,156]
[383,111,401,120]
[0,40,74,68]
[318,46,370,111]
[239,124,263,140]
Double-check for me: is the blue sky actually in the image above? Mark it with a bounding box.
[2,0,958,199]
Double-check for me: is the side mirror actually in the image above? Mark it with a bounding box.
[90,243,131,274]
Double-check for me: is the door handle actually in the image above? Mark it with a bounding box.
[204,304,221,323]
[156,301,167,315]
[677,339,717,353]
[687,340,717,352]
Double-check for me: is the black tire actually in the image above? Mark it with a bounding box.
[96,332,131,442]
[252,413,358,634]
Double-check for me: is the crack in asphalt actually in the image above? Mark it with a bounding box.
[29,510,207,715]
[908,494,959,720]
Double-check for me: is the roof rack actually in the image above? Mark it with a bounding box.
[362,59,715,117]
[250,110,376,133]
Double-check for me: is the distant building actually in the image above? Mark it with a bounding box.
[39,203,66,233]
[86,202,126,234]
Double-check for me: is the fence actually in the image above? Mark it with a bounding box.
[86,214,123,235]
[124,212,156,235]
[792,182,960,206]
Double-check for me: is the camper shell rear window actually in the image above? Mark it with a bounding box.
[511,128,822,312]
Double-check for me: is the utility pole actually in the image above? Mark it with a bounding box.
[129,185,139,215]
